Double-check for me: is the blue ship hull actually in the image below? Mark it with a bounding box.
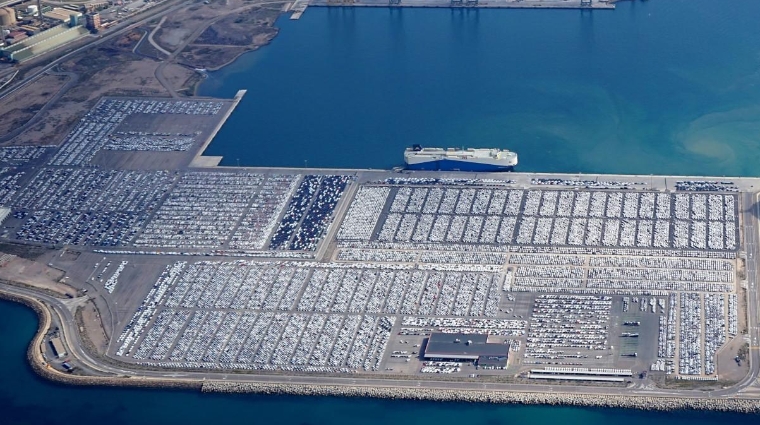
[405,159,514,172]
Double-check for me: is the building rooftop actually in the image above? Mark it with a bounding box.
[477,355,508,368]
[424,333,509,360]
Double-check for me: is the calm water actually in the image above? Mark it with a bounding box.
[200,0,760,175]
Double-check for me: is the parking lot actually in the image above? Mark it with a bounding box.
[0,97,750,382]
[14,174,743,381]
[49,98,230,168]
[338,186,739,251]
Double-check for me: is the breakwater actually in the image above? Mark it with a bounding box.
[1,286,759,414]
[0,288,201,391]
[201,382,760,413]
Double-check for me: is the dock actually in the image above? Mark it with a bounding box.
[290,0,309,19]
[190,89,246,168]
[309,0,615,10]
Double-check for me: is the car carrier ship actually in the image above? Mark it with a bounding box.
[404,145,518,172]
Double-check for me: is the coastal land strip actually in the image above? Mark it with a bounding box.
[3,286,760,414]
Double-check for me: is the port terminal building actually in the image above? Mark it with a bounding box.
[528,367,633,382]
[423,333,509,363]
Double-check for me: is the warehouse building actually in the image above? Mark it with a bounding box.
[49,337,67,358]
[423,333,509,362]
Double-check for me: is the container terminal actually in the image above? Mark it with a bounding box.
[1,92,760,403]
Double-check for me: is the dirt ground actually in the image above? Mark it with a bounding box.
[80,300,109,354]
[0,242,51,260]
[164,63,198,93]
[0,74,69,144]
[716,336,750,383]
[181,5,283,70]
[178,45,250,70]
[195,7,281,46]
[6,30,194,146]
[2,1,281,146]
[154,0,250,52]
[154,1,283,70]
[0,254,72,296]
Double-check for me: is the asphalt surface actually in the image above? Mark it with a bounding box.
[4,201,760,401]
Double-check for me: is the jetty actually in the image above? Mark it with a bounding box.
[308,0,615,10]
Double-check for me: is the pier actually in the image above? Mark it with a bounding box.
[291,0,310,19]
[310,0,615,10]
[190,89,247,168]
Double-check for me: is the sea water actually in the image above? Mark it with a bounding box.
[199,0,760,176]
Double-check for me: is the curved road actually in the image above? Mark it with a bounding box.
[3,249,760,400]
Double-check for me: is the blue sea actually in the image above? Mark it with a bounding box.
[199,0,760,176]
[4,0,760,423]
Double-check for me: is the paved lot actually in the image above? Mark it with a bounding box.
[0,96,757,390]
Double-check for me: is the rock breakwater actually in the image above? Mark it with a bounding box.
[202,382,760,413]
[0,289,201,391]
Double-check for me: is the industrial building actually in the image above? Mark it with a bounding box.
[0,24,89,62]
[528,367,633,383]
[49,337,67,358]
[85,12,100,30]
[0,7,17,27]
[44,7,82,25]
[0,207,10,225]
[423,333,509,361]
[477,355,509,370]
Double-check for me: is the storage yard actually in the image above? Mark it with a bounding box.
[0,95,757,390]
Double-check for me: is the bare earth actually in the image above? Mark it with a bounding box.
[0,255,71,296]
[0,74,69,145]
[1,0,283,147]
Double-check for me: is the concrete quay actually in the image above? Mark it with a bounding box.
[190,89,247,168]
[308,0,616,10]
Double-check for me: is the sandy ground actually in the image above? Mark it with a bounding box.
[80,300,109,354]
[717,336,750,382]
[0,255,71,296]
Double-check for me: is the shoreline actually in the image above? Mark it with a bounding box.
[1,288,760,413]
[202,382,760,413]
[0,289,201,391]
[309,3,616,10]
[190,0,612,97]
[3,0,760,413]
[190,26,281,97]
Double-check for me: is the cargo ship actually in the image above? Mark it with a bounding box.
[404,145,517,172]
